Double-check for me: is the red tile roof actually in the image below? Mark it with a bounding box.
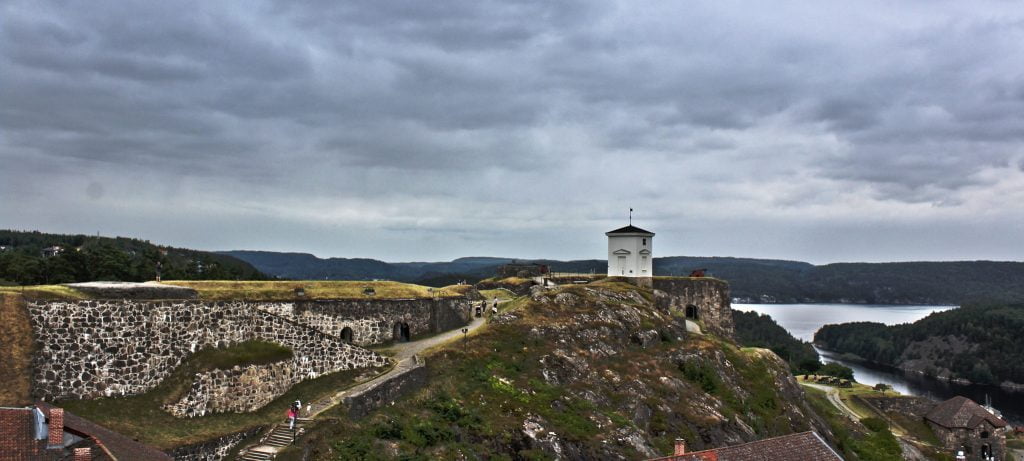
[925,396,1007,430]
[36,402,172,461]
[648,431,844,461]
[0,407,46,460]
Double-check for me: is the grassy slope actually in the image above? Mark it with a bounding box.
[59,341,389,449]
[163,280,471,301]
[0,280,472,301]
[0,285,89,300]
[803,387,903,461]
[289,283,823,460]
[0,294,34,405]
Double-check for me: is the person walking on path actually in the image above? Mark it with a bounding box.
[287,407,297,430]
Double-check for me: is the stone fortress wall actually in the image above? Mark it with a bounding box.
[26,295,473,411]
[163,360,297,418]
[256,297,473,346]
[651,277,734,338]
[27,300,389,402]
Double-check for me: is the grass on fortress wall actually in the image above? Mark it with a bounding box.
[0,284,89,300]
[59,341,389,449]
[0,294,35,405]
[189,341,293,372]
[163,280,471,301]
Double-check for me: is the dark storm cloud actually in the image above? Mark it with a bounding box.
[2,0,1023,262]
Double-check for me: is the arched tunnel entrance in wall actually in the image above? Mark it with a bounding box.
[341,327,353,344]
[685,304,699,320]
[393,322,411,342]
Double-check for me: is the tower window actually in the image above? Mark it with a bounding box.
[642,238,646,245]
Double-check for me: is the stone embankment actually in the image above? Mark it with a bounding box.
[342,358,428,419]
[163,360,297,418]
[27,299,387,402]
[652,277,734,338]
[256,296,475,346]
[169,426,263,461]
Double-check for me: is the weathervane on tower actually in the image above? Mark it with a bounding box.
[629,208,633,225]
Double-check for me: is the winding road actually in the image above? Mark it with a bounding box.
[801,382,862,422]
[239,310,491,459]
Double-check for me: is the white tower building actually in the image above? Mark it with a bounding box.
[606,225,654,277]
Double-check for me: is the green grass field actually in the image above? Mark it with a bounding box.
[163,280,471,301]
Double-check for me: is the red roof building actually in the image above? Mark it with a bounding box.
[0,402,171,461]
[647,431,844,461]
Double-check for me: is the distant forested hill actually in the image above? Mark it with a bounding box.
[814,303,1024,386]
[224,251,1024,304]
[732,309,820,374]
[219,251,518,282]
[0,230,266,284]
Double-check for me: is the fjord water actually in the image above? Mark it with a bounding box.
[734,303,1024,425]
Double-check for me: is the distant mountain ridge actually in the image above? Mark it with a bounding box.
[221,250,1024,305]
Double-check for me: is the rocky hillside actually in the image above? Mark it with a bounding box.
[292,280,834,460]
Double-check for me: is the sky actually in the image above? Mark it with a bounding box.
[2,1,1024,264]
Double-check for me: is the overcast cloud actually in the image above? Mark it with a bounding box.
[2,0,1023,263]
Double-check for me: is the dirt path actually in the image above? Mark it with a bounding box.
[802,382,862,422]
[306,314,487,418]
[240,312,490,458]
[802,381,912,440]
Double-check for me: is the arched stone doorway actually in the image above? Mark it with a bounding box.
[685,304,699,320]
[341,327,353,344]
[393,322,411,342]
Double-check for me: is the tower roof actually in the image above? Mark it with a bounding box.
[606,225,654,236]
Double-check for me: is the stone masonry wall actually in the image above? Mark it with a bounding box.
[927,420,1006,461]
[652,278,734,338]
[343,360,429,420]
[163,361,296,418]
[169,426,263,461]
[256,297,473,346]
[27,300,388,401]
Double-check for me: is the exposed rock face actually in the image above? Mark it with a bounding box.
[163,361,297,418]
[491,282,833,458]
[26,300,388,401]
[652,277,734,339]
[291,281,837,460]
[898,334,978,382]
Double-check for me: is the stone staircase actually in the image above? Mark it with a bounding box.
[237,418,310,460]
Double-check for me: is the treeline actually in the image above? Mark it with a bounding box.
[814,303,1024,385]
[0,230,266,284]
[731,309,821,374]
[226,251,1024,304]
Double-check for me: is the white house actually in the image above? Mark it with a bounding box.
[606,225,654,277]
